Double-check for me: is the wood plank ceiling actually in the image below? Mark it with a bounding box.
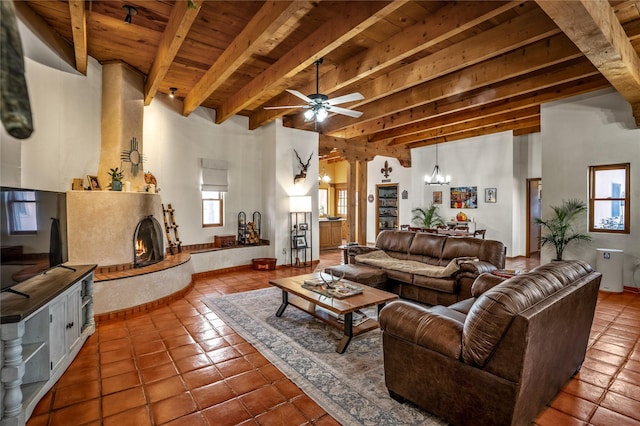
[15,0,640,166]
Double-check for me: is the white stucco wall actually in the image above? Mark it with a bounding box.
[409,133,518,257]
[0,56,102,190]
[541,89,640,287]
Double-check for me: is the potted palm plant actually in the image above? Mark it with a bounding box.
[536,199,591,260]
[411,203,445,229]
[107,167,125,191]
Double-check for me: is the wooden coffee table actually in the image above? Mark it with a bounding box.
[268,273,398,353]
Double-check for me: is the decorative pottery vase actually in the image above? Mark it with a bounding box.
[111,181,123,191]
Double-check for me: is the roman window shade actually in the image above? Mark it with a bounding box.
[201,158,228,192]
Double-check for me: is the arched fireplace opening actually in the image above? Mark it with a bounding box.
[133,216,164,267]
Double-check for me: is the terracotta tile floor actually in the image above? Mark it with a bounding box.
[27,251,640,426]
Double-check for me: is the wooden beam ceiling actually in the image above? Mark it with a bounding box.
[536,0,640,125]
[144,0,201,105]
[249,0,522,130]
[16,0,638,166]
[214,1,407,123]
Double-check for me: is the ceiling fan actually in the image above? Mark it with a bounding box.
[265,58,364,122]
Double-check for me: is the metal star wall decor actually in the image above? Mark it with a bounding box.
[121,136,144,176]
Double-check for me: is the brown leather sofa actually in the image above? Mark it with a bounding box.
[379,260,602,426]
[326,230,506,305]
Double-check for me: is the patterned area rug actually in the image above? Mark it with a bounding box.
[202,287,446,425]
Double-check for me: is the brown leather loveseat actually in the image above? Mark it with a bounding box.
[379,260,602,426]
[326,230,505,305]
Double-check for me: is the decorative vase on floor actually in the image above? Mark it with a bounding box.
[111,181,122,191]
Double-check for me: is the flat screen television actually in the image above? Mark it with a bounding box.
[0,186,69,294]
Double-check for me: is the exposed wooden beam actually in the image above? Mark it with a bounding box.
[248,0,523,129]
[182,1,305,115]
[373,73,608,145]
[144,0,201,105]
[68,0,87,75]
[319,134,411,166]
[389,106,541,146]
[381,75,606,145]
[536,0,640,126]
[215,1,406,124]
[318,33,582,135]
[289,5,559,133]
[338,59,602,140]
[13,1,75,69]
[407,116,541,149]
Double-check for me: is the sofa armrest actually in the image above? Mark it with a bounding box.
[346,246,378,263]
[470,273,507,297]
[379,301,463,359]
[459,260,498,275]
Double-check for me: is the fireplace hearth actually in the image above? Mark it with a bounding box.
[133,216,164,267]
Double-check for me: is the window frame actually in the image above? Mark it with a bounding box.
[5,190,38,235]
[336,185,347,216]
[202,191,224,228]
[588,163,630,234]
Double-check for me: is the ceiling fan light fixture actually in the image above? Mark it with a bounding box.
[123,5,137,24]
[304,109,315,121]
[316,108,328,122]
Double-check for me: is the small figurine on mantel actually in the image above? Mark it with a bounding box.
[245,221,260,244]
[144,172,159,193]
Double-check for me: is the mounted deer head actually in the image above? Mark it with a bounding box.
[293,150,313,184]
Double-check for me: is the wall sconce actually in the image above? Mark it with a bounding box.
[123,5,137,24]
[169,87,177,98]
[289,196,312,213]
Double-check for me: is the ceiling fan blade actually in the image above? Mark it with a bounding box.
[329,105,363,118]
[327,92,364,105]
[264,105,309,110]
[286,89,313,103]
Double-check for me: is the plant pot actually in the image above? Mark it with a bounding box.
[111,181,122,191]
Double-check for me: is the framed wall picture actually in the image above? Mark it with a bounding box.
[87,175,101,191]
[433,191,442,204]
[450,186,477,209]
[298,223,308,231]
[293,235,307,249]
[485,188,497,203]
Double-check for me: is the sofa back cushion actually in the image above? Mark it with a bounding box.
[375,230,415,259]
[440,238,506,268]
[461,260,592,367]
[407,232,447,265]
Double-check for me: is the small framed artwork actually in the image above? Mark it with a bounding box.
[293,235,307,249]
[87,175,101,191]
[433,191,442,204]
[485,188,497,203]
[298,223,308,231]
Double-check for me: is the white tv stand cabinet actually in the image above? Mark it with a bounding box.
[0,264,96,426]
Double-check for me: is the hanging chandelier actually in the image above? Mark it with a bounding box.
[424,143,451,185]
[319,166,331,183]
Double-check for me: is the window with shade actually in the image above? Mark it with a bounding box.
[201,158,228,228]
[588,163,629,233]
